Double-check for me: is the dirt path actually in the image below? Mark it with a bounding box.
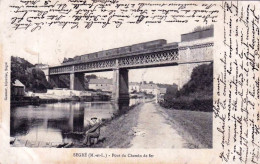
[130,102,187,148]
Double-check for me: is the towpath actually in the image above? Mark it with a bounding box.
[131,102,187,148]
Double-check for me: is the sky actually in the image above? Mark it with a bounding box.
[8,22,202,84]
[85,66,180,85]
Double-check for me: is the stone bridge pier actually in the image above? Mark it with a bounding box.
[70,72,85,90]
[112,68,130,104]
[49,72,85,90]
[49,69,130,104]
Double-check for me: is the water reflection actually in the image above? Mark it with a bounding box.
[10,99,141,144]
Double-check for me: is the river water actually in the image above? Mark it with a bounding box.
[10,99,141,145]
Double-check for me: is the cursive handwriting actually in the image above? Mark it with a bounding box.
[9,0,219,32]
[215,1,260,163]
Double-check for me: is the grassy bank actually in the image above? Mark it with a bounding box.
[160,97,213,112]
[93,103,142,148]
[156,104,212,148]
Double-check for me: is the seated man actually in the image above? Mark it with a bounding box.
[83,117,101,146]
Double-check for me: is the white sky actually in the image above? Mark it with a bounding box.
[85,66,180,85]
[9,22,202,84]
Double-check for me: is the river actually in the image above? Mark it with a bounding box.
[10,99,141,145]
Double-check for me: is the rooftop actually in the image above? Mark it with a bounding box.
[129,82,140,85]
[140,84,158,89]
[159,88,167,93]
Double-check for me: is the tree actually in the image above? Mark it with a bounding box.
[11,56,53,93]
[85,74,97,81]
[178,62,213,97]
[164,85,178,101]
[63,57,68,63]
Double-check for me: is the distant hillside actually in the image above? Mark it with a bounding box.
[11,56,52,92]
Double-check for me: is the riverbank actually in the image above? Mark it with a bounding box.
[11,93,110,107]
[62,100,152,148]
[156,103,212,148]
[95,101,211,149]
[11,98,59,107]
[79,100,211,149]
[85,103,143,148]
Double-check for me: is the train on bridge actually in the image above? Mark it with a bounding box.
[62,39,178,65]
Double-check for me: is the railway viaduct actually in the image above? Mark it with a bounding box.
[44,28,214,104]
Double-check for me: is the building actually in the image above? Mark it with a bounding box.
[88,78,113,92]
[129,82,167,95]
[86,78,167,96]
[46,88,90,97]
[158,87,167,95]
[129,82,140,93]
[156,87,167,102]
[12,80,25,97]
[35,63,49,69]
[140,83,166,95]
[140,83,158,95]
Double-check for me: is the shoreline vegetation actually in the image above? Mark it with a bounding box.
[160,62,213,112]
[11,94,110,107]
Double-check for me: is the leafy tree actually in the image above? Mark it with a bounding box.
[85,74,97,81]
[11,56,53,92]
[164,85,178,101]
[179,62,213,97]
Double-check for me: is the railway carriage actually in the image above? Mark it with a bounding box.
[62,39,169,64]
[105,48,119,57]
[118,46,131,54]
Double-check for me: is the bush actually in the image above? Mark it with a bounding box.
[161,63,213,112]
[179,62,213,97]
[160,98,213,112]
